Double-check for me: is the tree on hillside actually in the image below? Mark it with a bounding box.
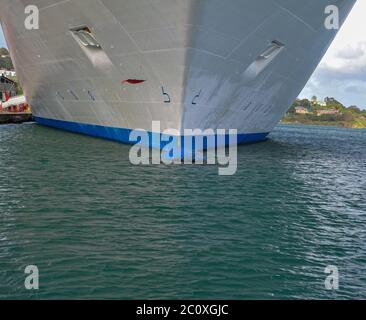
[0,48,13,69]
[0,47,9,56]
[298,99,312,109]
[347,106,361,114]
[325,97,346,111]
[0,56,13,69]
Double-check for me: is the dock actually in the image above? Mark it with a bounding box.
[0,112,33,124]
[0,93,33,124]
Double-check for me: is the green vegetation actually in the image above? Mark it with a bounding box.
[0,47,13,69]
[0,48,9,55]
[283,98,366,129]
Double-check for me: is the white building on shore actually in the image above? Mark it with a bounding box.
[0,69,16,77]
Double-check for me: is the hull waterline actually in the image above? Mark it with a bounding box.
[0,0,356,147]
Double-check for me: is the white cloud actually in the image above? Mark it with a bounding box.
[301,0,366,108]
[335,44,365,60]
[0,25,6,48]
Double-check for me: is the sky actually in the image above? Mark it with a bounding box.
[0,25,5,48]
[1,1,366,108]
[300,0,366,108]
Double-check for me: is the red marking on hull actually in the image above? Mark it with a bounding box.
[121,79,146,85]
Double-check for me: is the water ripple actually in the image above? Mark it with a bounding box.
[0,124,365,299]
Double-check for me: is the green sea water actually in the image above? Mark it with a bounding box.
[0,123,365,300]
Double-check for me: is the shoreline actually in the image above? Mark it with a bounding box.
[279,120,366,129]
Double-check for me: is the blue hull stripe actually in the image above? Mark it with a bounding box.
[34,116,269,148]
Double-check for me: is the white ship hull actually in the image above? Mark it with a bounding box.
[0,0,356,145]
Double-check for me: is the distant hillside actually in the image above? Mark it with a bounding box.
[0,47,13,69]
[283,98,366,129]
[0,47,9,55]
